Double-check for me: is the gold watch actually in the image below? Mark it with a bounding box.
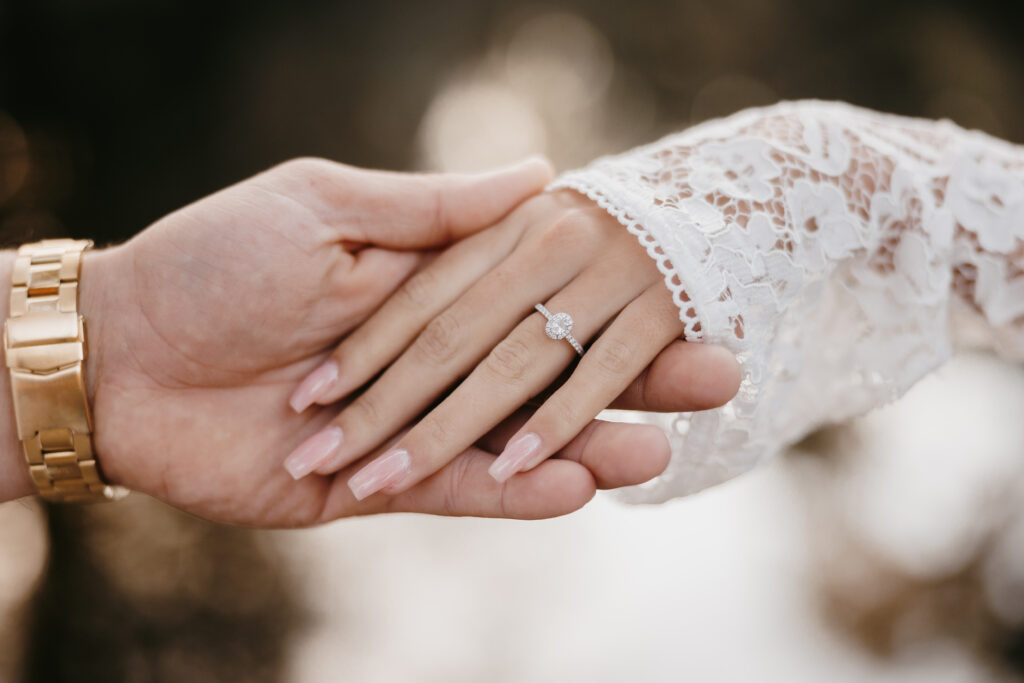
[3,239,123,503]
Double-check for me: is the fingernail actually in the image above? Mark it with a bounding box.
[289,360,339,413]
[348,449,412,501]
[284,426,344,480]
[489,432,542,483]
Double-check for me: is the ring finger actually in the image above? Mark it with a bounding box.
[489,284,684,482]
[342,268,648,500]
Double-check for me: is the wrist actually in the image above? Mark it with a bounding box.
[78,244,132,486]
[79,246,126,406]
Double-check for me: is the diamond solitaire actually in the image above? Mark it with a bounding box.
[545,312,573,339]
[535,304,584,355]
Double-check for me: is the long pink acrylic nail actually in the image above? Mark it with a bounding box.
[289,360,339,413]
[283,426,345,480]
[348,449,412,501]
[489,433,542,483]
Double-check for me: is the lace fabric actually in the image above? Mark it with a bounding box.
[551,100,1024,502]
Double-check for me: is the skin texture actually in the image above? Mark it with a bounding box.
[0,157,741,527]
[297,190,742,499]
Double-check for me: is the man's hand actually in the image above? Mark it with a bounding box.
[1,158,740,526]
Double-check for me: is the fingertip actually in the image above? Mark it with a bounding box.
[635,341,741,412]
[626,423,672,484]
[288,360,339,413]
[283,426,345,481]
[347,448,412,501]
[312,450,350,476]
[288,393,311,415]
[474,155,555,201]
[597,422,671,488]
[488,431,542,484]
[506,459,596,519]
[487,154,554,182]
[698,344,742,408]
[518,155,556,186]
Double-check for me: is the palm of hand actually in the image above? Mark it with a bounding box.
[91,163,423,526]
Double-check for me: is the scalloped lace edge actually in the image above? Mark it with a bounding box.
[549,177,708,343]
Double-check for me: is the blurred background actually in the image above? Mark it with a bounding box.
[1,0,1024,681]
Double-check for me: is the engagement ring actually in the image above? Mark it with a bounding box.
[535,303,583,355]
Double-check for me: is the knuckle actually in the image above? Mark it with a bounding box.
[401,175,447,241]
[415,311,462,365]
[349,392,383,428]
[484,263,516,294]
[547,396,580,428]
[277,156,332,178]
[539,208,601,250]
[394,269,438,311]
[484,336,533,384]
[632,367,653,409]
[429,178,448,235]
[443,453,474,516]
[593,338,634,377]
[419,414,452,450]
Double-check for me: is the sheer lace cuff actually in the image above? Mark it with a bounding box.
[551,100,1024,502]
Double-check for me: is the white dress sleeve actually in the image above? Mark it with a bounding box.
[550,100,1024,502]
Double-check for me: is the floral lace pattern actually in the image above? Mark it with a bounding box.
[552,100,1024,502]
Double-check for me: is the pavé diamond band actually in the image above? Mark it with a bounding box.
[535,303,583,355]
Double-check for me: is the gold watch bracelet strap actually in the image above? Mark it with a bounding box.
[4,239,122,503]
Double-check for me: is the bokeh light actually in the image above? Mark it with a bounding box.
[418,75,547,172]
[0,111,30,209]
[503,11,614,113]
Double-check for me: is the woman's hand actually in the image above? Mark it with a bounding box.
[288,190,741,501]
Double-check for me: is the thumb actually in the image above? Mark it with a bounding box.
[344,156,554,249]
[611,341,741,412]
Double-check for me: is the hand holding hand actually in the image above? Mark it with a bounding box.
[0,158,740,525]
[49,158,608,525]
[289,190,741,501]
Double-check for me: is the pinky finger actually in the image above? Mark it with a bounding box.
[488,285,683,483]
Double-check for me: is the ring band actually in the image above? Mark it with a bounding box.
[535,304,583,355]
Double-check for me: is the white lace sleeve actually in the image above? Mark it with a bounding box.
[550,100,1024,502]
